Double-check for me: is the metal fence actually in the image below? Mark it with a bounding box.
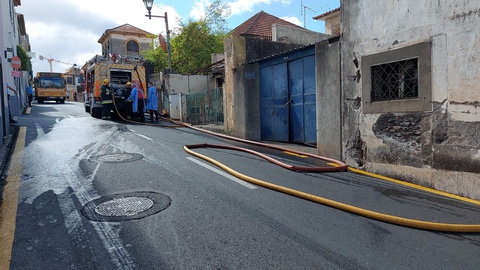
[185,87,223,124]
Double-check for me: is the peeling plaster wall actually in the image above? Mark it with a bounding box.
[342,0,480,199]
[224,35,243,135]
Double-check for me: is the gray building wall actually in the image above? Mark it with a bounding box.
[233,63,261,140]
[109,37,151,57]
[316,39,342,160]
[273,24,330,45]
[341,0,480,199]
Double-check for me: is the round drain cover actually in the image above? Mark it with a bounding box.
[82,191,171,222]
[95,197,154,217]
[90,153,143,163]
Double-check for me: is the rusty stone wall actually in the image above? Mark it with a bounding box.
[368,109,480,174]
[372,113,424,167]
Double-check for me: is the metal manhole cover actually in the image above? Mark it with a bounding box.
[82,191,171,222]
[90,153,143,163]
[95,197,154,217]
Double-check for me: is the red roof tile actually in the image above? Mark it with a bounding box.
[230,11,303,38]
[313,7,340,21]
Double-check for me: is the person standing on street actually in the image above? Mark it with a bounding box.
[126,83,146,122]
[26,83,33,107]
[122,82,134,119]
[146,82,159,122]
[100,79,113,120]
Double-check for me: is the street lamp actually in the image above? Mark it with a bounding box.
[143,0,172,72]
[73,63,77,80]
[73,63,78,101]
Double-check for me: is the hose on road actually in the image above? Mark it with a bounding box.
[183,142,480,233]
[111,104,480,232]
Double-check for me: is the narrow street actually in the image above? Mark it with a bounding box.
[0,101,480,270]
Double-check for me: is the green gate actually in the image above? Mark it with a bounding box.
[186,87,223,124]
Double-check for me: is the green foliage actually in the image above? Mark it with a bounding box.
[142,0,229,74]
[142,45,168,73]
[171,20,224,74]
[16,45,32,72]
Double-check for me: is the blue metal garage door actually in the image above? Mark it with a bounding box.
[260,46,316,144]
[260,63,289,142]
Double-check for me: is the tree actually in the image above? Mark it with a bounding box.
[142,34,169,73]
[171,20,224,74]
[142,0,230,74]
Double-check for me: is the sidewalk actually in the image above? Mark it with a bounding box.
[0,125,19,204]
[0,105,27,204]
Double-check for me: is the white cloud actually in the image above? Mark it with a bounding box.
[228,0,291,16]
[280,16,302,26]
[15,0,330,73]
[16,0,183,73]
[190,0,211,21]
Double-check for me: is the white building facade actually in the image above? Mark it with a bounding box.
[340,0,480,199]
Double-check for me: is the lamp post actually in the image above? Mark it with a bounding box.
[73,64,79,101]
[73,64,77,84]
[143,0,172,72]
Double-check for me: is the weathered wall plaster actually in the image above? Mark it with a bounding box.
[341,0,480,198]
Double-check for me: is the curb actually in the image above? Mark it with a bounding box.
[0,125,20,205]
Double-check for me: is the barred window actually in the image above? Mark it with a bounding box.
[371,58,418,102]
[361,43,431,113]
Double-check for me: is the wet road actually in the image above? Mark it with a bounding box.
[1,101,480,269]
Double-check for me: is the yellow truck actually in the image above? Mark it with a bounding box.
[34,72,67,104]
[83,56,146,118]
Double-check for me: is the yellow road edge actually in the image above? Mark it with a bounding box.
[283,151,308,158]
[324,161,480,205]
[0,127,26,269]
[348,166,480,206]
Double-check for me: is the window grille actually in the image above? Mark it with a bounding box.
[371,58,418,102]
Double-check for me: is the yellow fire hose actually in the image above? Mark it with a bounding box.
[111,98,480,232]
[183,144,480,233]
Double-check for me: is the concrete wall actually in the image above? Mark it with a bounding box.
[223,35,239,135]
[273,24,330,45]
[164,74,215,95]
[341,0,480,199]
[316,39,342,160]
[232,63,261,140]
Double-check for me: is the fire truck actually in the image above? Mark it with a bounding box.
[83,55,146,118]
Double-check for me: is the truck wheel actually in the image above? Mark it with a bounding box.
[91,107,102,118]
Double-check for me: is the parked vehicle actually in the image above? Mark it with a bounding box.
[83,55,146,118]
[34,72,66,104]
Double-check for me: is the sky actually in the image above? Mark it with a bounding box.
[16,0,340,74]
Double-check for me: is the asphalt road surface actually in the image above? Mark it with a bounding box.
[1,101,479,270]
